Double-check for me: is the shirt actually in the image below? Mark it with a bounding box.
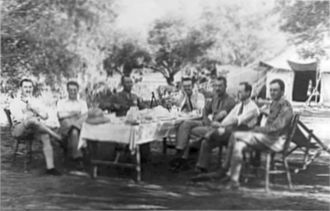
[101,91,146,116]
[173,90,205,113]
[221,98,260,128]
[204,93,236,121]
[10,96,47,123]
[57,98,88,120]
[254,97,293,137]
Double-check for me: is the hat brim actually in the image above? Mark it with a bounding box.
[85,117,110,125]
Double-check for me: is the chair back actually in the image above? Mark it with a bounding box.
[283,113,300,155]
[3,108,13,128]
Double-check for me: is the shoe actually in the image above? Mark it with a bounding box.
[224,180,240,190]
[191,170,226,182]
[218,175,231,183]
[190,173,213,182]
[169,157,182,167]
[170,158,189,172]
[46,168,62,176]
[73,158,85,171]
[194,166,208,174]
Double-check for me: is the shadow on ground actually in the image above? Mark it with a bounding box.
[1,126,330,210]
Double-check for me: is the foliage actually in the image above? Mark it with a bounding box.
[147,18,215,85]
[1,0,117,91]
[103,41,151,77]
[198,1,286,66]
[276,0,330,58]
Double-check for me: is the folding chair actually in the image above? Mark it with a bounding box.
[263,113,300,192]
[4,109,35,172]
[288,120,330,173]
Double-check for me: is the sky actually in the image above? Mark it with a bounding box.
[114,0,276,38]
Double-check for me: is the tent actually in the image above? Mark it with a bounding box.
[320,60,330,105]
[216,65,267,98]
[259,47,330,106]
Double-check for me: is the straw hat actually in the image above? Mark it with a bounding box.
[85,108,110,125]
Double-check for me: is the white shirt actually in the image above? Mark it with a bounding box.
[57,98,88,119]
[9,96,47,123]
[221,98,260,128]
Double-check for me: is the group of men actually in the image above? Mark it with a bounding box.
[9,76,142,175]
[9,75,293,190]
[169,76,293,189]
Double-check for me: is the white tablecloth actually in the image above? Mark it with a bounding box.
[78,117,193,153]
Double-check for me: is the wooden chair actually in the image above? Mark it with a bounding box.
[4,109,35,172]
[264,113,300,192]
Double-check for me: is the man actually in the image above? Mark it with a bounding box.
[10,78,62,175]
[220,79,293,189]
[194,82,260,173]
[99,76,150,161]
[99,76,146,116]
[57,81,88,169]
[171,76,236,170]
[171,77,205,113]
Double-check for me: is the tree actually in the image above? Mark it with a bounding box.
[147,18,214,85]
[277,0,330,58]
[1,0,117,90]
[197,1,286,67]
[103,41,151,77]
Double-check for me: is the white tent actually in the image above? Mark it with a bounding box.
[320,60,330,105]
[260,47,330,105]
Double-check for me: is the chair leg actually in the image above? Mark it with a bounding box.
[162,137,167,155]
[265,153,271,192]
[12,139,20,164]
[283,157,293,190]
[217,145,223,168]
[24,140,33,172]
[136,144,141,182]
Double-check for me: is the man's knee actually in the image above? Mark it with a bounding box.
[70,128,79,137]
[25,118,39,127]
[233,141,246,153]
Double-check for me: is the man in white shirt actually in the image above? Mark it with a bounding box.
[10,78,62,176]
[194,82,259,173]
[57,81,88,168]
[171,77,205,113]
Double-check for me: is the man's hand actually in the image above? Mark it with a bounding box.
[259,105,269,116]
[26,102,38,115]
[69,110,81,117]
[204,129,214,140]
[217,127,226,135]
[210,121,221,128]
[214,110,227,121]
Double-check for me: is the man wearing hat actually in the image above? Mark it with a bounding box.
[10,78,62,175]
[57,81,88,169]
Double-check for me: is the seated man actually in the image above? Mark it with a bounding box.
[170,77,205,113]
[99,76,146,116]
[10,78,62,175]
[195,82,260,173]
[171,76,236,170]
[57,81,88,169]
[219,79,293,189]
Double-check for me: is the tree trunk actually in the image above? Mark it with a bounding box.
[166,74,174,85]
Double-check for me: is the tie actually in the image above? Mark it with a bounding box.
[238,103,244,115]
[187,96,193,112]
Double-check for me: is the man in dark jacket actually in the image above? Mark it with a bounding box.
[99,76,146,116]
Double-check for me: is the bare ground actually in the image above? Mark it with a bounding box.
[1,119,330,210]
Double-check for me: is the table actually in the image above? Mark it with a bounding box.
[78,114,199,181]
